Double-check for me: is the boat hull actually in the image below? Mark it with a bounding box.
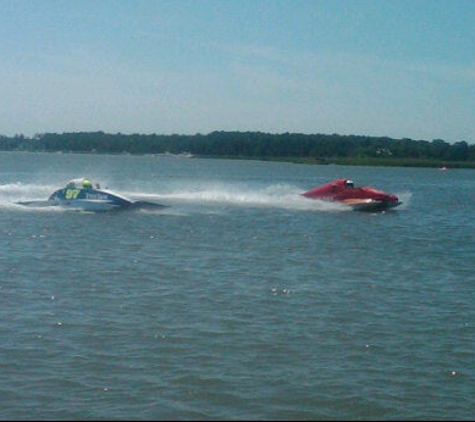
[48,187,166,211]
[341,198,401,212]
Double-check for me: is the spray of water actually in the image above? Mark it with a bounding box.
[128,182,350,212]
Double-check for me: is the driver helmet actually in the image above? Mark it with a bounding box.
[345,179,354,188]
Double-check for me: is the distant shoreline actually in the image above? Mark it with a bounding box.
[256,156,473,169]
[2,149,471,169]
[1,130,473,169]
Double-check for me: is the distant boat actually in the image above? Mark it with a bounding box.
[160,151,194,158]
[439,163,448,171]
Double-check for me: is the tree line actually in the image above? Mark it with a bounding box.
[1,131,474,167]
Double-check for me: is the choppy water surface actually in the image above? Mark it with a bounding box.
[1,151,474,420]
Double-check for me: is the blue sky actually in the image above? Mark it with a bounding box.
[1,0,474,143]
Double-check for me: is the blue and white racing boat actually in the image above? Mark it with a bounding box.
[18,178,166,212]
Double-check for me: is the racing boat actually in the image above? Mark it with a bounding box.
[18,178,166,212]
[301,178,401,211]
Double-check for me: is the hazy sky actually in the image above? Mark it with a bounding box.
[1,0,474,142]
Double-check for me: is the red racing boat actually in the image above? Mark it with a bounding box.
[301,178,401,211]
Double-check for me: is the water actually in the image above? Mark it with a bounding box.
[1,151,474,420]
